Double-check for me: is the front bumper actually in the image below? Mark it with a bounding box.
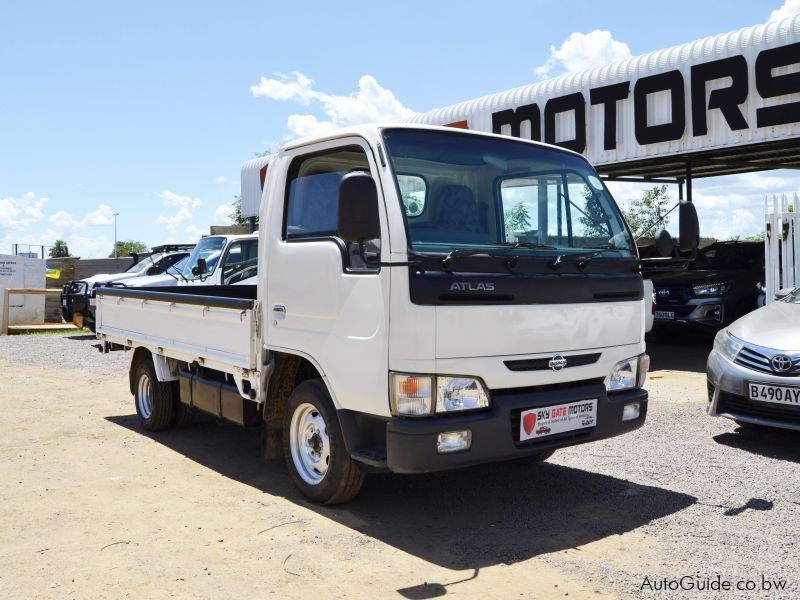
[385,380,647,474]
[707,349,800,430]
[653,298,725,328]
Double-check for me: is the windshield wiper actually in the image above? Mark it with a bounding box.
[441,242,561,269]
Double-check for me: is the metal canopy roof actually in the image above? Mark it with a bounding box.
[408,15,800,184]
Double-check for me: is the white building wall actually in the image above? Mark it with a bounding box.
[0,254,46,324]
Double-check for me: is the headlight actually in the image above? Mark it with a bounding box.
[390,373,490,416]
[693,281,732,296]
[436,377,490,413]
[607,356,647,391]
[713,330,743,361]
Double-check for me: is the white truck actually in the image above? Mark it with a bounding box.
[121,233,259,288]
[96,124,698,504]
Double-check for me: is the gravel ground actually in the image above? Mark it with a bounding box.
[0,332,797,599]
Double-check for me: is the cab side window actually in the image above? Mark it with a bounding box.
[285,146,371,240]
[222,240,259,284]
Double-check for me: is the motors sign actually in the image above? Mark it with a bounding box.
[408,17,800,168]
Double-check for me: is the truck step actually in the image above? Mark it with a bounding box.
[351,448,387,468]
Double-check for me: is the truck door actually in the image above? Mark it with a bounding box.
[265,139,390,417]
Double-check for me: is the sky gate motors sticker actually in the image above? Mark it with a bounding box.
[519,399,597,442]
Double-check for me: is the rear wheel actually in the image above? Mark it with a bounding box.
[283,380,364,504]
[133,359,174,431]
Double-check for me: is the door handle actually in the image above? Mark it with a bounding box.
[272,305,286,314]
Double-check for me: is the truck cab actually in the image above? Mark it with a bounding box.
[97,125,698,503]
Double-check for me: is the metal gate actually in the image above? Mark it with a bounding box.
[765,194,799,303]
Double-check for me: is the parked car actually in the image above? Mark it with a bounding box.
[707,287,800,430]
[650,241,764,332]
[61,244,194,330]
[119,256,190,288]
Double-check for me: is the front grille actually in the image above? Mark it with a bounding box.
[717,391,800,425]
[504,353,601,372]
[654,286,691,304]
[735,345,800,377]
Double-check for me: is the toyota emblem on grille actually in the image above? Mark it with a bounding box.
[770,354,793,374]
[657,289,670,297]
[549,354,568,371]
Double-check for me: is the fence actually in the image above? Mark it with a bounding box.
[765,193,799,303]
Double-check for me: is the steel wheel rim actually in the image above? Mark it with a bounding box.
[137,372,153,420]
[289,402,330,485]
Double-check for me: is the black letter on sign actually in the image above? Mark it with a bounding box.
[491,103,541,140]
[590,82,630,150]
[756,41,800,127]
[634,70,686,145]
[691,55,748,136]
[544,92,586,153]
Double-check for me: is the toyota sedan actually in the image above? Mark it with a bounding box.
[707,287,800,430]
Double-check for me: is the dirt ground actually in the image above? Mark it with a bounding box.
[0,333,796,599]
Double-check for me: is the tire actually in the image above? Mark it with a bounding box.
[282,379,364,504]
[170,393,195,428]
[133,359,175,432]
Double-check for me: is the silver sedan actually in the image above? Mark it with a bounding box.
[707,287,800,430]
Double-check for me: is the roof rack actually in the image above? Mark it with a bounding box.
[150,243,196,253]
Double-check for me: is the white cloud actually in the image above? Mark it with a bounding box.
[0,192,48,229]
[83,204,114,226]
[213,203,234,225]
[769,0,800,21]
[215,176,226,183]
[184,225,204,240]
[534,30,632,79]
[251,72,416,138]
[154,190,202,231]
[48,210,80,229]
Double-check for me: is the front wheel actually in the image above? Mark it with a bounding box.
[282,380,364,504]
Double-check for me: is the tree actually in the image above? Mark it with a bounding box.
[623,185,672,239]
[49,239,70,258]
[109,240,148,258]
[504,201,531,238]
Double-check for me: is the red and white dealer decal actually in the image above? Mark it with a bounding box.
[519,399,597,442]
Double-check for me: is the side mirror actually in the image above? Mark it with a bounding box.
[191,258,207,277]
[678,200,700,251]
[338,172,380,243]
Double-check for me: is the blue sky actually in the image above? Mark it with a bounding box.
[2,0,799,257]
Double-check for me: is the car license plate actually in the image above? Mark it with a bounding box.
[654,310,675,320]
[748,382,800,406]
[519,399,597,442]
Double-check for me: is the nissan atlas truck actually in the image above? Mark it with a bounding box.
[96,125,698,504]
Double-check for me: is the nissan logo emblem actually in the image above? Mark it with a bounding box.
[770,354,793,374]
[657,289,670,297]
[549,354,568,371]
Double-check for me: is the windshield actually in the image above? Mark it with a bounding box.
[125,256,155,274]
[382,129,635,258]
[690,244,763,270]
[182,237,226,280]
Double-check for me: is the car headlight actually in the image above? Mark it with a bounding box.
[607,355,648,392]
[713,330,743,361]
[436,377,490,413]
[390,373,490,416]
[693,281,732,296]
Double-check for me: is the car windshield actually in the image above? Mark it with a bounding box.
[690,244,763,270]
[125,256,155,274]
[382,128,635,259]
[181,237,226,280]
